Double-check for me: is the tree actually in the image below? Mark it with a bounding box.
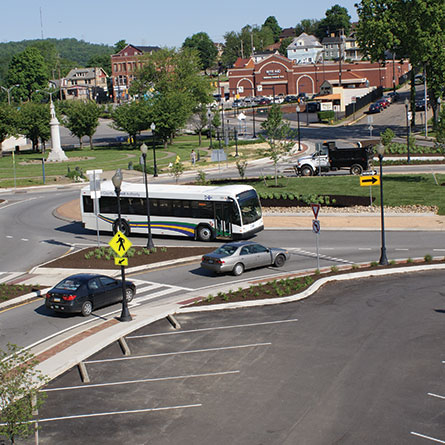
[0,343,48,445]
[0,103,17,157]
[6,47,49,101]
[355,0,445,124]
[63,101,101,149]
[279,38,293,57]
[315,4,352,40]
[131,47,212,145]
[263,16,282,42]
[189,105,209,146]
[260,104,295,185]
[380,127,395,147]
[222,31,242,67]
[182,32,218,73]
[87,54,111,76]
[110,101,151,147]
[17,102,50,151]
[169,156,185,183]
[114,40,128,53]
[295,19,320,37]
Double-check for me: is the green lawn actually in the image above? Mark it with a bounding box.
[0,135,263,187]
[236,174,445,214]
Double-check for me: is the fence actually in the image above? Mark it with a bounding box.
[344,86,383,118]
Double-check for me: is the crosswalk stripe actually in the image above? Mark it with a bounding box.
[0,272,26,284]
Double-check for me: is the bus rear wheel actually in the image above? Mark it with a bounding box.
[196,225,213,242]
[113,219,130,237]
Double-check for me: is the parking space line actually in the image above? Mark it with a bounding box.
[127,318,299,339]
[428,393,445,400]
[85,342,272,364]
[33,404,203,423]
[411,432,445,443]
[45,370,240,392]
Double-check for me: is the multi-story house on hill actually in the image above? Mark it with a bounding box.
[111,44,160,102]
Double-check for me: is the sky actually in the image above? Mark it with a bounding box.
[1,1,359,48]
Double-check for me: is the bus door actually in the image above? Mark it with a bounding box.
[214,202,232,238]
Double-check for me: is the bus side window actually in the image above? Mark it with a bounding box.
[159,200,172,216]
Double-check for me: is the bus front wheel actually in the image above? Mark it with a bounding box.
[196,225,213,242]
[113,219,130,237]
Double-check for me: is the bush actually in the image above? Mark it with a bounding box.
[318,110,335,123]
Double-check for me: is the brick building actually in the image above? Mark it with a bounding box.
[228,53,410,99]
[111,44,160,102]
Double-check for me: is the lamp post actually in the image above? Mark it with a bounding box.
[207,109,213,148]
[111,169,132,322]
[375,144,388,266]
[140,143,154,249]
[437,97,441,124]
[296,104,301,151]
[1,84,19,105]
[150,122,158,177]
[404,98,411,163]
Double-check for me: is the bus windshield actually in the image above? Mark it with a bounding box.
[237,190,262,225]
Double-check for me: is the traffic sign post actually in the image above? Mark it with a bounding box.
[109,231,132,257]
[312,219,320,270]
[310,203,320,219]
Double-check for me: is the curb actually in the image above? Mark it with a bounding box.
[178,262,445,312]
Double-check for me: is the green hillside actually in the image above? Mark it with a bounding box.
[0,38,115,82]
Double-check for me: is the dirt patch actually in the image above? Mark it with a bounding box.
[43,246,215,270]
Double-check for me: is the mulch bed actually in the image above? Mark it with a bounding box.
[0,283,43,303]
[43,246,215,270]
[190,258,445,307]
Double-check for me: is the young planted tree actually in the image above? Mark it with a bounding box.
[260,104,295,185]
[17,102,50,152]
[0,343,48,445]
[110,100,151,148]
[380,127,395,147]
[169,156,185,183]
[189,105,209,146]
[0,103,17,157]
[63,101,101,149]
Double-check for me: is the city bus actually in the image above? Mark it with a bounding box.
[80,182,263,241]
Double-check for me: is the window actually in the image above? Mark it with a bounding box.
[88,278,101,290]
[99,276,116,287]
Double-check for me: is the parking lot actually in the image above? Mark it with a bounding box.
[30,271,445,444]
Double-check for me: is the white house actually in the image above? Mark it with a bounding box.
[286,33,323,64]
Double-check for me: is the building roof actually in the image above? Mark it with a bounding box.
[287,33,322,50]
[279,27,296,39]
[65,67,107,80]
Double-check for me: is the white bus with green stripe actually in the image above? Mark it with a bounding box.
[80,182,263,241]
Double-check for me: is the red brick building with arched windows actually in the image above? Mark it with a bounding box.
[228,53,410,99]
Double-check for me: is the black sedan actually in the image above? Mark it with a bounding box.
[368,103,382,114]
[45,273,136,316]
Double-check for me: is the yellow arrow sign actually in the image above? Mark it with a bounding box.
[360,175,380,186]
[114,257,128,266]
[109,231,132,257]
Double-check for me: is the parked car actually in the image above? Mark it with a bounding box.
[45,273,136,316]
[232,99,244,108]
[387,91,400,102]
[415,98,428,111]
[200,241,290,276]
[368,102,383,114]
[257,97,271,105]
[274,95,285,104]
[306,102,320,113]
[283,95,298,103]
[376,97,390,108]
[414,74,424,85]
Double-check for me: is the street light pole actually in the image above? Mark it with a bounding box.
[150,122,158,177]
[376,144,389,266]
[111,169,132,322]
[296,105,301,151]
[404,98,411,164]
[1,84,19,105]
[140,143,154,249]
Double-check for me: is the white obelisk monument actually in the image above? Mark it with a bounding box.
[47,97,68,162]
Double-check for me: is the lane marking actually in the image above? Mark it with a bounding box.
[411,432,445,443]
[290,248,353,264]
[85,342,272,364]
[433,249,445,252]
[395,248,409,251]
[127,318,299,339]
[0,197,38,210]
[25,404,202,423]
[358,248,372,251]
[20,238,29,241]
[428,393,445,400]
[45,370,240,392]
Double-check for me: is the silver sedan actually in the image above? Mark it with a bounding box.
[200,241,290,276]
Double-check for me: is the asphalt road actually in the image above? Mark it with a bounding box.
[25,270,445,445]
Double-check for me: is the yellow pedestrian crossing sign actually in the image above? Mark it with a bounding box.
[114,257,129,266]
[360,175,380,186]
[109,231,132,257]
